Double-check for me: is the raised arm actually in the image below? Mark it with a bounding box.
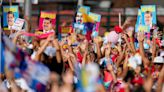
[12,31,24,45]
[116,44,126,67]
[122,33,133,54]
[59,39,68,62]
[151,37,157,61]
[156,66,164,92]
[127,29,136,54]
[137,32,150,67]
[121,52,129,79]
[107,62,117,83]
[82,51,88,67]
[35,35,51,61]
[53,38,61,63]
[93,37,102,61]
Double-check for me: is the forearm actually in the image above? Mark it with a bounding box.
[37,40,49,56]
[116,52,124,67]
[68,58,74,71]
[121,57,128,78]
[156,66,164,92]
[139,41,145,57]
[82,54,87,67]
[60,46,66,62]
[56,51,61,63]
[53,40,61,63]
[124,38,133,53]
[152,38,156,61]
[139,41,150,67]
[12,35,19,45]
[129,37,136,53]
[96,43,101,60]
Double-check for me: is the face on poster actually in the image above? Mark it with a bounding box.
[3,6,19,28]
[141,5,156,28]
[76,12,83,24]
[43,18,52,31]
[39,11,56,31]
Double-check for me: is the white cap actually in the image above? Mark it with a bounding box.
[153,56,164,64]
[160,51,164,57]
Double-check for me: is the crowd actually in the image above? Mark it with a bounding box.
[0,6,164,92]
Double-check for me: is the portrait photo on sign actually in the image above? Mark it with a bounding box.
[3,6,19,30]
[141,5,156,28]
[39,11,56,33]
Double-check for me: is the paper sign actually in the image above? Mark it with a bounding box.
[141,5,156,28]
[3,6,19,30]
[78,6,90,14]
[39,11,56,30]
[12,18,24,31]
[88,12,101,22]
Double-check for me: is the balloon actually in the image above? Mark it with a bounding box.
[114,25,123,33]
[107,31,119,43]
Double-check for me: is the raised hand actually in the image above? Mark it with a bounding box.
[126,29,134,37]
[137,32,145,42]
[93,37,100,44]
[67,36,72,46]
[47,34,54,42]
[122,33,128,40]
[59,38,66,46]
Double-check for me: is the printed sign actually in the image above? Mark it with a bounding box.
[3,6,19,30]
[141,5,156,28]
[39,11,56,31]
[88,12,101,22]
[12,18,24,31]
[78,6,90,14]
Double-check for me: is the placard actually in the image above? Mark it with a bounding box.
[3,6,19,30]
[78,6,90,14]
[39,11,56,31]
[88,12,101,22]
[141,5,156,28]
[12,18,24,31]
